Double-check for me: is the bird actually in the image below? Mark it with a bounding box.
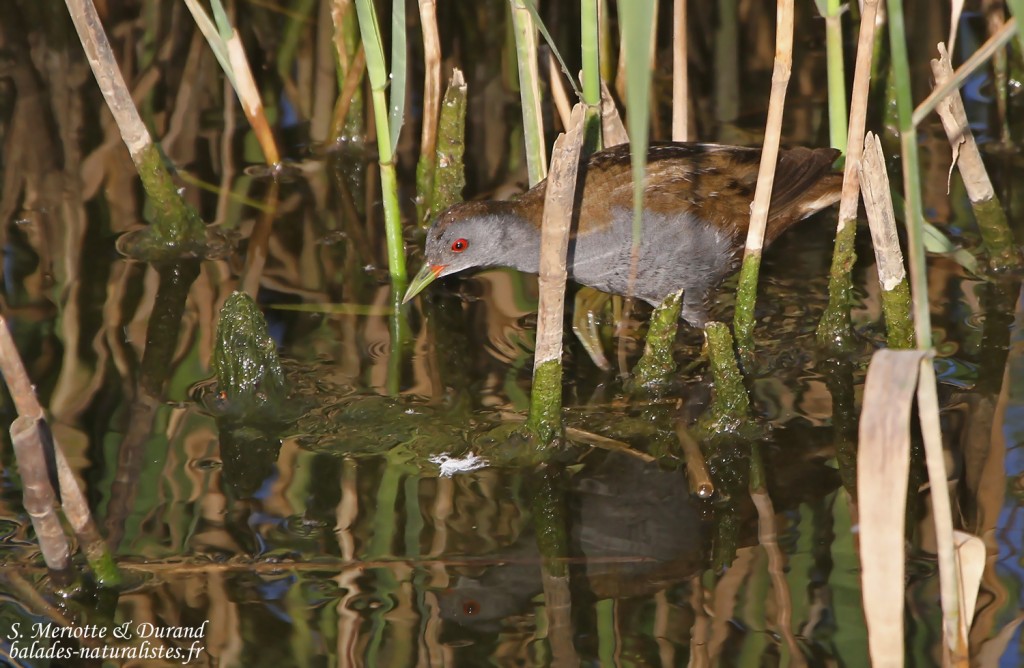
[404,141,842,364]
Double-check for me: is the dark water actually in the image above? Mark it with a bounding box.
[0,1,1023,666]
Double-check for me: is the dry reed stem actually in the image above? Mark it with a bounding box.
[917,358,971,664]
[534,104,586,365]
[912,17,1018,127]
[541,573,579,665]
[599,81,629,146]
[329,47,367,142]
[743,0,793,255]
[929,43,1020,272]
[836,0,879,232]
[860,133,913,346]
[930,43,1001,205]
[674,424,713,498]
[226,32,280,165]
[672,0,689,140]
[733,0,794,346]
[548,53,573,130]
[418,0,441,159]
[64,0,151,158]
[10,417,71,576]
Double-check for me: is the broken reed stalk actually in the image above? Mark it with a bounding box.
[527,105,585,446]
[733,0,795,353]
[0,316,120,585]
[425,70,468,222]
[630,289,683,388]
[672,0,689,141]
[930,43,1021,272]
[9,417,72,583]
[911,16,1018,128]
[816,0,879,350]
[415,0,441,223]
[599,81,629,147]
[860,133,914,349]
[64,0,206,253]
[353,0,407,284]
[675,425,714,498]
[509,0,547,186]
[182,0,281,165]
[701,322,750,434]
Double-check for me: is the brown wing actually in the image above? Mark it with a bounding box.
[521,142,841,241]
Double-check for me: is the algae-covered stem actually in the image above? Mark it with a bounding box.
[930,43,1021,272]
[527,105,585,445]
[415,0,441,222]
[859,134,914,349]
[732,0,794,352]
[65,0,205,249]
[817,0,880,350]
[425,70,468,222]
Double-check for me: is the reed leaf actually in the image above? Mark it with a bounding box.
[389,0,407,154]
[618,0,657,249]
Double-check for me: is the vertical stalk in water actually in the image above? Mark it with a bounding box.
[817,0,879,350]
[888,0,965,659]
[527,107,584,446]
[733,0,795,352]
[354,0,407,284]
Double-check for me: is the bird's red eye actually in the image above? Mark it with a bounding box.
[462,600,480,616]
[451,238,468,252]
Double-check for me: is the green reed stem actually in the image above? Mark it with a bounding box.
[355,0,407,284]
[581,0,602,149]
[510,0,547,186]
[886,0,929,348]
[825,0,848,152]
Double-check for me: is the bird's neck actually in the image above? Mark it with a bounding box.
[488,205,542,274]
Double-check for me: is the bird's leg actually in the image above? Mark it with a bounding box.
[572,287,613,370]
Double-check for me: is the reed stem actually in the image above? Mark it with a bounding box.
[354,0,408,284]
[817,0,879,350]
[509,0,547,186]
[733,0,794,352]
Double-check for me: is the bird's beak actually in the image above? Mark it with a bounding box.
[403,263,446,304]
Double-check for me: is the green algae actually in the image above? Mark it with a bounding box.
[212,291,287,411]
[421,70,467,225]
[630,289,683,390]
